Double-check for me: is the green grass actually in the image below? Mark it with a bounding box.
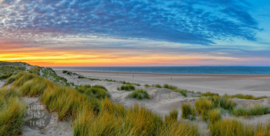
[210,119,270,136]
[210,119,245,136]
[208,109,221,124]
[7,70,199,136]
[210,96,235,110]
[120,81,140,86]
[27,66,40,75]
[165,109,178,122]
[0,66,26,81]
[195,98,213,121]
[0,73,12,80]
[41,67,71,86]
[232,104,269,117]
[152,84,162,88]
[117,84,135,91]
[86,88,110,99]
[202,92,219,97]
[4,62,270,136]
[163,84,178,90]
[127,89,150,100]
[75,84,110,99]
[230,94,268,100]
[181,103,196,120]
[0,87,26,136]
[75,85,92,93]
[92,85,108,92]
[63,70,73,75]
[144,84,151,88]
[175,89,188,97]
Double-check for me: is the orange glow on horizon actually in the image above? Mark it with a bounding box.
[0,43,242,66]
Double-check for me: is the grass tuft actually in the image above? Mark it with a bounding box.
[0,88,26,136]
[202,92,219,97]
[208,109,221,124]
[165,109,178,122]
[117,84,135,91]
[232,104,269,117]
[127,89,150,100]
[195,98,213,121]
[230,94,268,100]
[181,103,196,120]
[175,89,188,97]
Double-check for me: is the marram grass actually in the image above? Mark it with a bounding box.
[232,104,269,117]
[181,103,196,119]
[0,87,26,136]
[8,71,200,136]
[117,84,135,91]
[3,67,270,136]
[208,109,221,124]
[127,89,150,99]
[210,119,270,136]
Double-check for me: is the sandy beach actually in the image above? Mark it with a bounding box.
[55,70,270,97]
[53,69,270,135]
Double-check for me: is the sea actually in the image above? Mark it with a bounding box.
[52,66,270,75]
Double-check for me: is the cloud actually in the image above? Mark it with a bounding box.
[0,0,261,45]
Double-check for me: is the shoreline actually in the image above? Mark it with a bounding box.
[54,69,270,97]
[54,69,270,77]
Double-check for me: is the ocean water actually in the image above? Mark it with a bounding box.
[52,66,270,75]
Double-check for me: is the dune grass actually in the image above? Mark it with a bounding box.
[41,67,71,86]
[208,109,221,124]
[210,96,235,110]
[0,73,12,80]
[232,104,269,117]
[127,89,150,100]
[165,109,178,122]
[210,119,245,136]
[144,84,151,88]
[75,84,110,99]
[181,103,196,120]
[175,89,188,97]
[117,84,135,91]
[210,119,270,136]
[63,70,73,75]
[163,84,178,90]
[202,92,219,97]
[0,87,26,136]
[152,84,162,88]
[7,71,199,136]
[86,88,110,99]
[4,63,270,136]
[27,66,40,75]
[0,66,26,81]
[120,81,140,86]
[0,66,26,74]
[92,85,108,92]
[230,94,268,100]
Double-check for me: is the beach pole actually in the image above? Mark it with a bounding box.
[133,75,134,78]
[171,77,172,80]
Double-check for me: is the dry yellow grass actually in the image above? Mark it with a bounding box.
[210,119,270,136]
[0,87,26,136]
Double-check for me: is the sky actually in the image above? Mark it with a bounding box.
[0,0,270,66]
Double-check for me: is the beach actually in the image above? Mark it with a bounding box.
[54,69,270,135]
[55,70,270,97]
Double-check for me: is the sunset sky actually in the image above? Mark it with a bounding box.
[1,0,270,66]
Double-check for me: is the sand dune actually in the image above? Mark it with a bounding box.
[54,70,270,135]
